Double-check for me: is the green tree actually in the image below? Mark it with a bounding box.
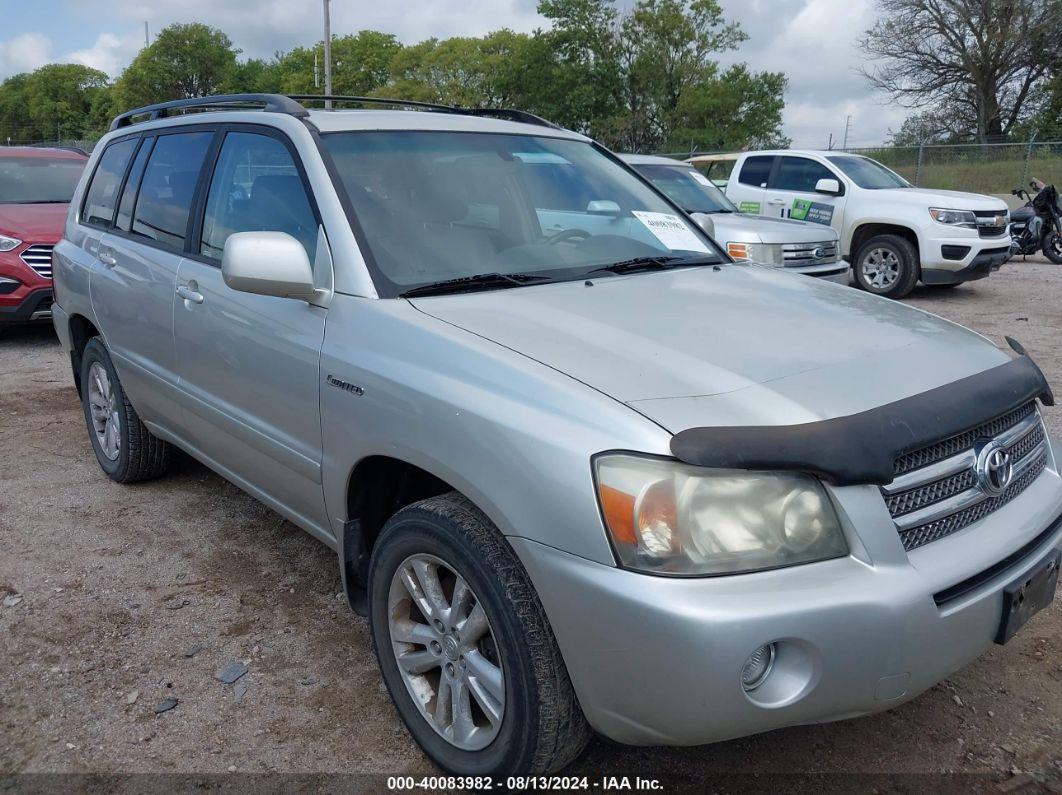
[270,30,402,97]
[380,30,533,107]
[113,23,240,110]
[668,64,788,152]
[0,64,110,143]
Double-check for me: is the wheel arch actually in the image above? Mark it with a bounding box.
[68,314,102,397]
[340,454,463,615]
[849,222,921,265]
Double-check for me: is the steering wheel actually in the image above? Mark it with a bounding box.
[544,228,591,245]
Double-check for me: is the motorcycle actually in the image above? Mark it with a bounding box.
[1010,178,1062,264]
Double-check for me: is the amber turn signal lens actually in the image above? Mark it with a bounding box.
[598,484,636,545]
[727,242,749,260]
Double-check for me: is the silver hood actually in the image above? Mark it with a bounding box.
[411,265,1010,432]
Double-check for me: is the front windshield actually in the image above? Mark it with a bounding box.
[323,132,721,297]
[632,163,737,214]
[0,156,86,203]
[826,155,910,190]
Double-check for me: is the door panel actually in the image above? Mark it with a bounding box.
[91,232,184,427]
[724,155,773,214]
[173,259,328,529]
[763,156,846,235]
[172,128,330,533]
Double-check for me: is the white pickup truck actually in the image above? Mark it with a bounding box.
[722,150,1012,298]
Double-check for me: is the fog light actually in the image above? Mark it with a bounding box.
[741,643,776,691]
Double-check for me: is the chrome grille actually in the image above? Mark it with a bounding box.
[974,210,1008,238]
[20,244,54,278]
[881,403,1049,551]
[893,402,1035,475]
[782,241,838,266]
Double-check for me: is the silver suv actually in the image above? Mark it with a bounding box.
[54,95,1062,777]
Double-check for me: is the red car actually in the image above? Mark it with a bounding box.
[0,146,89,329]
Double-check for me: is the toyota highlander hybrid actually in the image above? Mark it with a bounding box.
[52,95,1061,776]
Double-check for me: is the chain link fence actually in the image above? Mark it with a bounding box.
[845,141,1062,195]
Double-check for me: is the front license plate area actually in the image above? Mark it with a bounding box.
[995,550,1060,644]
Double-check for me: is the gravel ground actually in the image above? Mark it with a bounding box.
[1,257,1060,791]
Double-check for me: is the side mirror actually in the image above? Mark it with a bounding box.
[222,231,316,299]
[815,178,842,196]
[586,199,622,215]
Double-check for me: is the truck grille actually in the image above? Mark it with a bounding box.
[20,244,54,279]
[974,210,1008,238]
[881,402,1048,551]
[782,241,838,266]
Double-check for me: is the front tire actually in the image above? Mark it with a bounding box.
[1042,226,1062,264]
[853,234,920,298]
[368,492,590,776]
[80,337,172,483]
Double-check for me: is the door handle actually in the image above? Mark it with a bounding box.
[176,283,204,304]
[98,246,117,267]
[767,198,786,205]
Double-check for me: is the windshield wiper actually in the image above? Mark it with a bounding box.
[399,272,551,298]
[584,254,719,277]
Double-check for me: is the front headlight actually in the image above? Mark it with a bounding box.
[0,234,22,252]
[929,208,976,228]
[726,241,784,266]
[594,454,848,576]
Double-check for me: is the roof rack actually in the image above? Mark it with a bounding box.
[109,93,561,133]
[109,94,309,131]
[287,95,562,129]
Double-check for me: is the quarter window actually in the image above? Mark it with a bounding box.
[200,132,318,261]
[772,157,838,193]
[81,138,137,227]
[131,132,213,250]
[737,155,773,188]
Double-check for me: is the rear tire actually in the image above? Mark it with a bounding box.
[80,337,172,483]
[853,234,920,298]
[368,492,590,776]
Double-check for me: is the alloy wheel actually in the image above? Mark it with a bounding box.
[387,553,505,751]
[87,362,120,461]
[861,247,901,289]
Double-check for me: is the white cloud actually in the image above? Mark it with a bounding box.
[0,33,54,78]
[65,33,141,77]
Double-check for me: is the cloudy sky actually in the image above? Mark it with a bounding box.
[1,0,908,148]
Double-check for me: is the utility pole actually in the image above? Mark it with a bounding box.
[827,132,834,150]
[322,0,333,109]
[842,115,851,150]
[144,22,149,48]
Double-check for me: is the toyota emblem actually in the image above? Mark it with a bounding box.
[975,441,1013,496]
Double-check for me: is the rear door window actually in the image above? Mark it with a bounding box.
[737,156,774,188]
[131,132,213,250]
[115,137,155,232]
[81,138,137,227]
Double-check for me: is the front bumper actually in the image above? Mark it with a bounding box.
[512,452,1062,746]
[0,286,53,324]
[921,236,1011,284]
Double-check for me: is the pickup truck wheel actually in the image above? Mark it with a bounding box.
[853,234,919,298]
[79,337,172,483]
[368,492,590,776]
